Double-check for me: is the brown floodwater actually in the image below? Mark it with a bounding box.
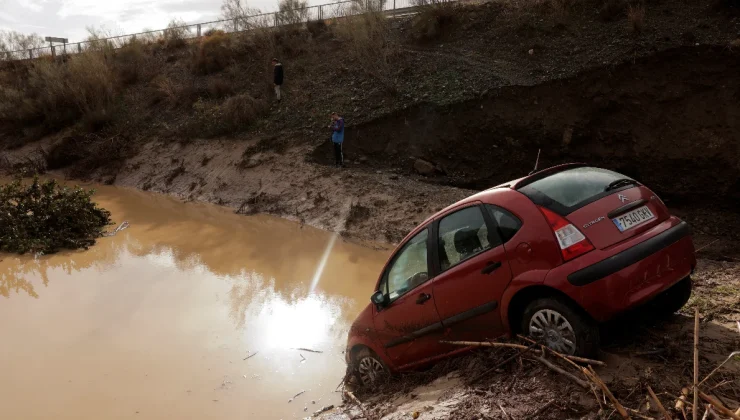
[0,182,391,419]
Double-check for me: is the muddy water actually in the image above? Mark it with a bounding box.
[0,182,390,419]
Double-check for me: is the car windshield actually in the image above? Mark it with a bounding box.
[518,167,634,214]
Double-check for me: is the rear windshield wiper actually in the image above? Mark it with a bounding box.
[604,178,638,192]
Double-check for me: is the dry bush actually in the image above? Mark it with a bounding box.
[192,32,233,74]
[628,4,645,33]
[163,18,190,50]
[115,38,150,85]
[410,3,457,43]
[207,77,234,99]
[3,52,116,133]
[277,0,309,25]
[221,93,268,129]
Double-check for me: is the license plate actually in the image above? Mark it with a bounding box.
[612,206,655,232]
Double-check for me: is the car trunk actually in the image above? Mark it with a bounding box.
[564,186,670,249]
[517,166,671,250]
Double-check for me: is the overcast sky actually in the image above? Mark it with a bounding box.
[0,0,297,43]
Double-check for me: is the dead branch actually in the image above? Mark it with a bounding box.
[497,402,514,420]
[288,390,305,402]
[528,399,556,419]
[699,392,740,420]
[583,366,630,419]
[647,385,672,420]
[694,308,700,420]
[243,351,258,361]
[698,351,740,388]
[442,339,605,366]
[294,347,323,353]
[468,341,539,383]
[527,356,590,389]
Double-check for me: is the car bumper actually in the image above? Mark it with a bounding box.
[548,219,696,322]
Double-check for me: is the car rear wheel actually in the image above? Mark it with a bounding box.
[645,276,692,317]
[352,347,389,386]
[521,297,600,357]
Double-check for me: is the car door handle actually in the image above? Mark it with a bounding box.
[481,261,502,275]
[416,293,431,305]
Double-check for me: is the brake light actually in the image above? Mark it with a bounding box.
[538,206,595,261]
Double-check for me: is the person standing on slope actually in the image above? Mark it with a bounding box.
[272,58,283,102]
[329,112,345,168]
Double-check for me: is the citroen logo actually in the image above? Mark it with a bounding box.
[618,194,629,203]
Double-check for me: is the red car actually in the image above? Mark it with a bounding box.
[346,164,696,385]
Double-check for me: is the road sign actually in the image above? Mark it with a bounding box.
[44,37,68,43]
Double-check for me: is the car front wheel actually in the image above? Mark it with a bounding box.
[353,347,389,387]
[521,297,599,357]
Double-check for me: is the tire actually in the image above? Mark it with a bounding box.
[352,347,390,387]
[521,297,600,357]
[646,277,692,317]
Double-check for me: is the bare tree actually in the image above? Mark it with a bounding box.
[277,0,309,25]
[220,0,262,31]
[0,30,44,53]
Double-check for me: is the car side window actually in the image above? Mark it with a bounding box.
[383,229,429,302]
[438,206,499,272]
[486,205,523,243]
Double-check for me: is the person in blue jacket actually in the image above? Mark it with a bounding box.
[329,112,345,167]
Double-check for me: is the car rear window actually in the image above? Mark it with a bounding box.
[518,167,634,215]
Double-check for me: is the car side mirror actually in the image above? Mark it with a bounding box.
[371,291,386,307]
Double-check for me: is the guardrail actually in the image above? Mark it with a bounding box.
[1,0,424,61]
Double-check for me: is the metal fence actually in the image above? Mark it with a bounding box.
[1,0,422,61]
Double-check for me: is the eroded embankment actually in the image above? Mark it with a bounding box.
[331,46,740,207]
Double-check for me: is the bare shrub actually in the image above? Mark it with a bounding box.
[628,4,645,33]
[222,93,268,129]
[221,0,263,31]
[207,77,234,98]
[0,31,44,56]
[163,18,190,49]
[277,0,309,25]
[192,31,232,74]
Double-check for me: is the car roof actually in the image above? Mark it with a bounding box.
[398,163,585,245]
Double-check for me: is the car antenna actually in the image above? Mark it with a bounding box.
[529,149,541,175]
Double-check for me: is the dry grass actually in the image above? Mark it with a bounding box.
[598,0,626,21]
[115,38,151,85]
[628,4,645,34]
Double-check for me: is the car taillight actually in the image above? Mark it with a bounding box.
[538,206,594,261]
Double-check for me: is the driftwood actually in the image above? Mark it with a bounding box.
[647,385,672,420]
[699,392,740,420]
[440,340,606,366]
[694,308,700,420]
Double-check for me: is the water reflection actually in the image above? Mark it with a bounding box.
[0,182,389,420]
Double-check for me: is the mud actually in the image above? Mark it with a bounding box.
[0,182,392,420]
